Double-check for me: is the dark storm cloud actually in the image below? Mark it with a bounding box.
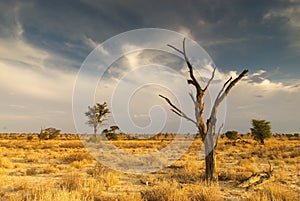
[0,0,299,74]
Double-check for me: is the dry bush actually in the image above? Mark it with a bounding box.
[60,173,84,191]
[142,180,189,201]
[63,152,94,163]
[171,161,203,184]
[87,163,119,188]
[247,183,299,201]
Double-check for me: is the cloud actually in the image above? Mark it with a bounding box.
[247,68,280,84]
[223,69,300,133]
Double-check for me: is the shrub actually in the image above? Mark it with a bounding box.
[63,153,94,163]
[225,130,238,140]
[38,127,60,140]
[27,135,34,141]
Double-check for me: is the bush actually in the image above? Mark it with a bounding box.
[225,130,238,140]
[106,132,118,140]
[38,127,60,140]
[27,135,34,141]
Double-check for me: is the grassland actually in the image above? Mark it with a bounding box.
[0,134,299,201]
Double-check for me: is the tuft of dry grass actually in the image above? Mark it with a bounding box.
[142,180,189,201]
[87,163,119,188]
[247,183,299,201]
[63,152,94,163]
[189,181,223,201]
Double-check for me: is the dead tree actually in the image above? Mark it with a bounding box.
[159,38,248,181]
[239,162,274,188]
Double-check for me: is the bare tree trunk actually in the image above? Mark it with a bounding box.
[94,125,97,135]
[205,147,215,181]
[204,131,216,181]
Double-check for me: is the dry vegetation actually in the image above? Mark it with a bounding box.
[0,134,299,201]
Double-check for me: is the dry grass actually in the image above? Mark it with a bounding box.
[0,134,298,200]
[246,183,300,201]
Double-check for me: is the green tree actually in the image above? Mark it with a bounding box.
[225,130,238,140]
[85,102,110,134]
[250,119,272,144]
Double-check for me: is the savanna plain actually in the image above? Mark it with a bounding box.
[0,134,299,201]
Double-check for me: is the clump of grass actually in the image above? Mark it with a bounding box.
[25,154,40,163]
[87,163,119,188]
[60,173,83,191]
[247,183,299,201]
[97,192,144,201]
[0,157,13,169]
[142,180,189,201]
[59,142,83,149]
[189,181,223,201]
[171,160,203,184]
[26,167,38,176]
[40,164,59,174]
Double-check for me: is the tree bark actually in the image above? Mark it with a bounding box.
[204,131,216,181]
[94,125,97,135]
[205,148,216,181]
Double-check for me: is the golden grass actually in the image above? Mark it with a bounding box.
[247,183,300,201]
[0,134,298,200]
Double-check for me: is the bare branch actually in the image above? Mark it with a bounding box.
[204,67,216,92]
[158,94,181,114]
[168,39,202,93]
[159,94,197,125]
[223,76,233,88]
[167,44,184,54]
[225,69,248,95]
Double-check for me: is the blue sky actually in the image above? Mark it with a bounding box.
[0,0,300,134]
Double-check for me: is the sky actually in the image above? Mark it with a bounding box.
[0,0,300,134]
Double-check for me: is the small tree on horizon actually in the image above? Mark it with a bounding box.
[85,102,110,135]
[251,119,272,144]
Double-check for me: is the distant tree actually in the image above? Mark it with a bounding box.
[103,125,120,140]
[250,119,272,144]
[225,130,238,140]
[38,127,60,140]
[85,102,110,134]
